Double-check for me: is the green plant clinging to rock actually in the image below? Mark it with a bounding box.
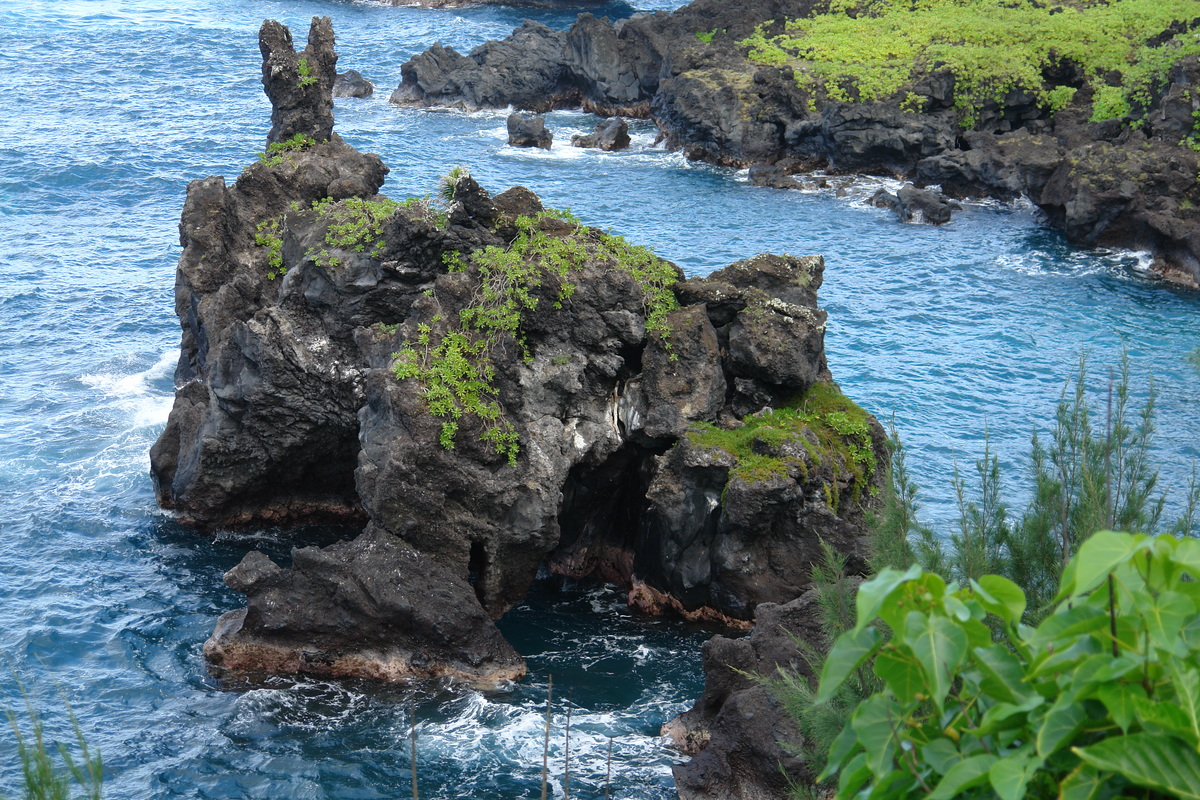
[256,133,318,167]
[818,530,1200,800]
[740,0,1200,128]
[254,218,284,280]
[686,382,877,509]
[296,57,316,89]
[393,208,680,465]
[306,196,402,269]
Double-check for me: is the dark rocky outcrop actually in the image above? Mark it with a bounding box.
[204,527,526,685]
[506,113,553,149]
[869,183,958,225]
[334,69,374,99]
[571,116,630,150]
[154,19,887,690]
[663,588,839,800]
[260,17,337,145]
[392,0,1200,288]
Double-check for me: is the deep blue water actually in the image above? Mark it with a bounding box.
[1,0,1198,797]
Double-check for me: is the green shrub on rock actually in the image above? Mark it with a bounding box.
[817,530,1200,800]
[741,0,1200,128]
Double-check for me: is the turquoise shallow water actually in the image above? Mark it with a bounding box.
[1,0,1198,796]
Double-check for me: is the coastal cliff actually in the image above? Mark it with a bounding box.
[391,0,1200,289]
[152,14,885,705]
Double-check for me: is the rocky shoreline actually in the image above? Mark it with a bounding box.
[390,0,1200,289]
[152,18,887,796]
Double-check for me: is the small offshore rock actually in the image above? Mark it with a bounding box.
[333,69,374,98]
[870,183,957,225]
[570,117,630,151]
[507,113,553,149]
[748,161,803,190]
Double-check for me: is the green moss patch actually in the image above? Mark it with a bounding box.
[686,382,878,510]
[393,208,680,465]
[741,0,1200,128]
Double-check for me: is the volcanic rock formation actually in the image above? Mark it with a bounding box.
[391,0,1200,288]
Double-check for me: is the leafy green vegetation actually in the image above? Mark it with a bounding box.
[296,57,316,89]
[740,0,1200,128]
[769,355,1200,797]
[254,218,284,280]
[4,688,103,800]
[306,196,401,269]
[695,29,719,44]
[818,531,1200,800]
[392,208,679,464]
[256,133,318,167]
[686,382,877,508]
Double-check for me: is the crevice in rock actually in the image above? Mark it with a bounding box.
[546,442,659,586]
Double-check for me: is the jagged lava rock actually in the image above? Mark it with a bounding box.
[155,18,887,687]
[261,17,337,145]
[506,113,553,149]
[663,587,844,799]
[333,69,374,98]
[204,527,526,685]
[570,117,631,150]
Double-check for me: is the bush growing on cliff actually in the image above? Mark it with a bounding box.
[818,530,1200,799]
[741,0,1200,127]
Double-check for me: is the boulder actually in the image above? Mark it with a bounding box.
[333,68,374,98]
[570,117,631,151]
[204,527,526,686]
[507,113,553,149]
[870,184,957,224]
[748,161,802,190]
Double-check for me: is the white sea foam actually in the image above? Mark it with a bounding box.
[80,348,176,428]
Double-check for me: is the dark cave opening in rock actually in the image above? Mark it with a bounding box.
[467,538,490,606]
[546,442,659,587]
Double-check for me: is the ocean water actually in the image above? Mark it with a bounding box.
[1,0,1198,797]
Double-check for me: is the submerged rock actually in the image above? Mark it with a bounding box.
[506,113,553,149]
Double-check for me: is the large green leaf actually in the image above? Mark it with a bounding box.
[973,575,1027,625]
[1169,657,1200,747]
[855,565,922,634]
[906,611,968,712]
[1057,763,1107,800]
[976,694,1044,737]
[878,572,948,635]
[1075,732,1200,800]
[1037,694,1086,758]
[850,695,903,778]
[1136,589,1195,650]
[874,645,924,705]
[928,754,997,800]
[817,625,882,703]
[864,769,918,800]
[921,738,962,776]
[975,644,1033,704]
[1057,530,1147,601]
[835,751,871,800]
[819,721,860,781]
[989,750,1040,800]
[1132,694,1194,739]
[1026,603,1109,651]
[1095,681,1140,733]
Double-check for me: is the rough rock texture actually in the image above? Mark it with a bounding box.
[334,69,374,98]
[393,0,1200,287]
[260,17,337,145]
[157,17,884,706]
[204,527,526,685]
[506,113,553,149]
[869,183,958,225]
[571,117,630,150]
[662,589,838,800]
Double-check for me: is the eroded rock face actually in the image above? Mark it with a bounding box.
[157,18,886,688]
[507,113,553,149]
[204,527,526,685]
[260,17,337,145]
[663,588,839,800]
[393,0,1200,286]
[571,117,630,150]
